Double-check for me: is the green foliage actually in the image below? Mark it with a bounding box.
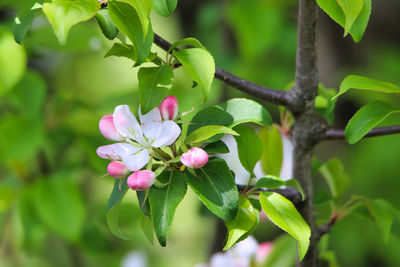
[173,48,215,102]
[316,0,371,43]
[151,0,178,17]
[184,158,239,221]
[108,0,153,65]
[258,126,283,176]
[140,215,154,244]
[260,192,311,261]
[223,197,259,250]
[233,125,263,174]
[116,0,152,37]
[187,106,233,143]
[318,158,350,198]
[218,98,272,127]
[345,101,400,144]
[32,175,86,242]
[96,9,118,40]
[149,170,187,246]
[185,125,238,144]
[138,64,174,113]
[106,179,130,240]
[203,140,229,154]
[333,74,400,99]
[13,2,42,44]
[315,84,337,123]
[0,28,27,96]
[169,37,205,51]
[105,42,136,60]
[42,0,100,44]
[336,0,364,35]
[255,176,305,200]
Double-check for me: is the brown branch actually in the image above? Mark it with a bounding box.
[323,125,400,140]
[153,33,292,107]
[237,185,303,207]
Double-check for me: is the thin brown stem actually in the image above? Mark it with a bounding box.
[323,125,400,140]
[153,33,292,107]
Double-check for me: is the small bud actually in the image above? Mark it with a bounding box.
[127,170,156,190]
[159,96,178,121]
[99,114,124,141]
[107,161,130,178]
[180,147,208,169]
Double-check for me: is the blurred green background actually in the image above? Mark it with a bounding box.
[1,0,400,266]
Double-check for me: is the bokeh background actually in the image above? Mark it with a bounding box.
[1,0,400,266]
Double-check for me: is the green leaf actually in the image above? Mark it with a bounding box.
[151,0,178,17]
[223,197,259,250]
[318,158,350,197]
[0,28,27,96]
[138,64,174,114]
[106,179,130,239]
[173,48,215,102]
[115,0,151,37]
[254,176,286,190]
[32,176,86,242]
[336,0,364,35]
[366,199,393,243]
[204,140,229,154]
[258,126,283,176]
[169,37,205,52]
[218,98,272,127]
[333,75,400,99]
[140,215,154,245]
[185,125,238,144]
[344,100,400,144]
[317,0,371,43]
[315,84,337,123]
[254,176,305,201]
[105,42,136,60]
[149,170,187,246]
[108,0,153,66]
[95,9,118,40]
[233,125,263,174]
[184,158,239,221]
[42,0,100,44]
[13,3,42,44]
[187,106,233,143]
[260,192,311,260]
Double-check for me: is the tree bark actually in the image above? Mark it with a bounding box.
[290,0,319,266]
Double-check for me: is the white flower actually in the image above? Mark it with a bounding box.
[96,105,181,171]
[279,134,294,181]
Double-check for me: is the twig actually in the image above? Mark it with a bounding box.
[153,33,292,107]
[237,185,303,207]
[323,126,400,140]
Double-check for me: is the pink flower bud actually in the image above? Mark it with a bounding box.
[180,147,209,169]
[107,161,130,178]
[127,170,156,190]
[256,242,273,264]
[99,114,124,141]
[159,96,178,121]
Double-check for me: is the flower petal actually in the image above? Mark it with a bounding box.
[113,105,145,143]
[121,149,150,171]
[151,120,181,148]
[96,143,140,160]
[216,135,250,185]
[139,106,162,143]
[279,134,293,181]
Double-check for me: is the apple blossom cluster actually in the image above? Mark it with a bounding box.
[96,96,209,191]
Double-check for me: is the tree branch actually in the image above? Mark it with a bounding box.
[153,33,292,107]
[323,125,400,140]
[237,185,303,207]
